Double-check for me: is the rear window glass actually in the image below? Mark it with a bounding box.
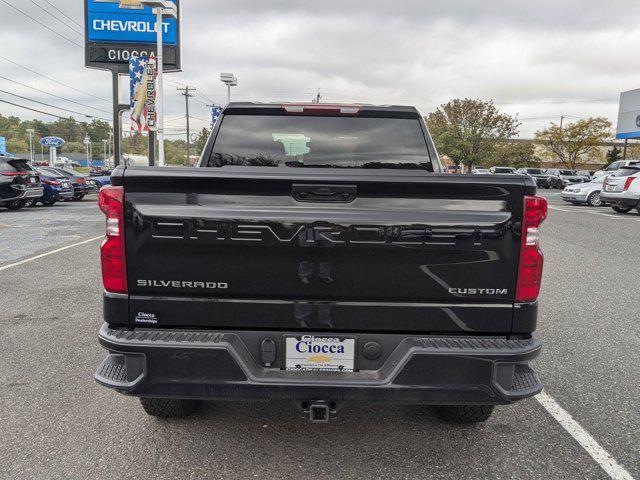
[612,167,640,177]
[39,167,65,178]
[558,170,574,175]
[207,115,433,171]
[525,169,544,174]
[493,168,514,173]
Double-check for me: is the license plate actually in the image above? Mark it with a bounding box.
[605,185,616,192]
[286,336,355,372]
[30,177,36,184]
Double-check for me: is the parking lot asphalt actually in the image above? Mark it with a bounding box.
[0,192,638,480]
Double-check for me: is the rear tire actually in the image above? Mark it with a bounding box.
[612,206,632,214]
[434,405,495,423]
[139,398,201,418]
[5,199,28,210]
[72,194,85,201]
[586,191,602,207]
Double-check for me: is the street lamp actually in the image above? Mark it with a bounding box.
[25,128,35,164]
[220,73,238,105]
[102,139,109,166]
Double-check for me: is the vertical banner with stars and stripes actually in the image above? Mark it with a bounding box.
[129,55,157,132]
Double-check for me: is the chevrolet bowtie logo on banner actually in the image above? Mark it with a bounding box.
[84,0,181,72]
[130,56,157,132]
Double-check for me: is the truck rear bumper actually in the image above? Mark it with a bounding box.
[95,323,542,405]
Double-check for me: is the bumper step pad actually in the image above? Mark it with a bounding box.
[510,364,541,395]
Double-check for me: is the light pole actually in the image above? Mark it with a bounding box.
[84,135,91,171]
[102,139,109,166]
[140,0,178,167]
[26,128,35,164]
[220,73,238,105]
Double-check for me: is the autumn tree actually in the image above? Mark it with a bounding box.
[534,117,612,170]
[426,98,520,169]
[493,141,536,168]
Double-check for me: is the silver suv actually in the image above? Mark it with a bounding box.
[600,166,640,214]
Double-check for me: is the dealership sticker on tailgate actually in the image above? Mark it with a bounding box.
[286,336,355,372]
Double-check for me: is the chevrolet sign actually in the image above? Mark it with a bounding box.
[84,0,181,72]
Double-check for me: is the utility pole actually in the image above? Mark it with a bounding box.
[559,115,565,165]
[313,88,322,103]
[177,86,196,165]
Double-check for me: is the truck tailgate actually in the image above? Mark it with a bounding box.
[119,167,532,333]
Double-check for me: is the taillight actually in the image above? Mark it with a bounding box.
[42,179,61,186]
[77,178,86,185]
[515,195,547,303]
[1,171,29,176]
[99,186,127,294]
[623,177,637,191]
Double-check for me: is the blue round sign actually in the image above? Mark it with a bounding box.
[39,136,66,148]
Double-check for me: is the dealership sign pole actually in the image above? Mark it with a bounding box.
[84,0,181,167]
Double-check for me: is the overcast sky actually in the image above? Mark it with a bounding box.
[1,0,639,139]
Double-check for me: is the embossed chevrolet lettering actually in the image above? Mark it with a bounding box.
[152,221,485,246]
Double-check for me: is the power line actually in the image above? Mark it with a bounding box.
[28,0,83,36]
[0,74,111,114]
[0,89,110,121]
[41,0,83,29]
[0,54,110,103]
[0,0,83,48]
[0,98,67,120]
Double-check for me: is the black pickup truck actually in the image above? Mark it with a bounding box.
[95,103,546,423]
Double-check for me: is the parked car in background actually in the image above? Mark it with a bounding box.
[0,157,43,210]
[471,167,490,174]
[445,165,464,174]
[593,160,640,179]
[90,167,112,177]
[561,175,606,207]
[515,168,553,188]
[546,169,585,189]
[489,166,516,174]
[31,167,74,206]
[600,165,640,214]
[38,166,98,201]
[576,170,592,182]
[92,175,112,188]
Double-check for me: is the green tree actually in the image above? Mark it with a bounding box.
[493,141,535,168]
[195,127,210,155]
[605,146,622,166]
[535,117,612,170]
[426,98,520,169]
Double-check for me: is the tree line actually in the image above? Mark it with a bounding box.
[425,98,628,170]
[0,114,209,165]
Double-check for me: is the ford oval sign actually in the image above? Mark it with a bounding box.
[39,137,66,148]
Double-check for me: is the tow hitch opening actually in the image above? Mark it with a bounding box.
[297,400,342,423]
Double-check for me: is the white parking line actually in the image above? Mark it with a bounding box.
[0,235,103,272]
[548,205,640,220]
[536,391,635,480]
